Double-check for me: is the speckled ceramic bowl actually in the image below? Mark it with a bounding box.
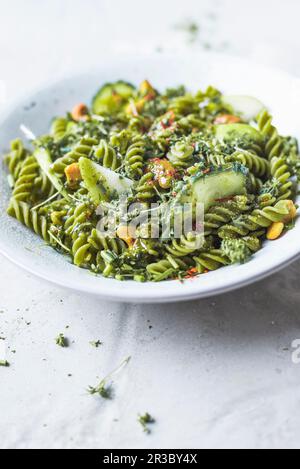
[1,53,300,302]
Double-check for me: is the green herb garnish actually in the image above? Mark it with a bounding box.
[222,238,252,264]
[0,360,9,367]
[88,356,131,400]
[88,381,112,399]
[90,340,103,348]
[138,413,155,434]
[174,21,200,43]
[55,333,68,348]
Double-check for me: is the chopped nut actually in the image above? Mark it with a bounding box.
[126,98,147,116]
[214,114,242,125]
[148,158,177,189]
[117,225,136,246]
[267,222,284,240]
[71,103,88,121]
[139,80,156,97]
[65,163,82,188]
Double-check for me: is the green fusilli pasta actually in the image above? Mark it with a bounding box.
[11,155,40,202]
[168,140,194,168]
[270,157,292,201]
[147,256,193,281]
[218,200,291,239]
[257,110,284,160]
[166,233,204,257]
[52,137,98,176]
[7,199,51,243]
[135,173,157,201]
[5,139,28,183]
[194,250,230,273]
[94,140,120,170]
[125,135,145,179]
[225,150,270,178]
[51,118,69,141]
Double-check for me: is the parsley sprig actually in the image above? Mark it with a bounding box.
[88,356,131,399]
[138,413,155,434]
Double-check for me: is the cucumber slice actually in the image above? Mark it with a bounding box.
[222,95,266,121]
[34,148,71,200]
[92,81,135,115]
[215,123,264,146]
[79,157,133,205]
[191,164,248,210]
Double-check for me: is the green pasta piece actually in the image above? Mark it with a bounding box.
[218,200,291,239]
[168,140,195,168]
[7,199,51,244]
[225,150,270,178]
[5,139,29,183]
[125,135,145,179]
[51,117,69,141]
[94,140,120,170]
[194,250,230,273]
[11,155,40,203]
[51,137,98,176]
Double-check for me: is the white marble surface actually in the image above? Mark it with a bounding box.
[1,0,300,450]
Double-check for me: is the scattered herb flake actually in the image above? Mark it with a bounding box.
[55,333,68,348]
[138,413,155,434]
[88,356,131,400]
[174,20,200,43]
[88,381,112,399]
[0,360,9,367]
[90,340,103,348]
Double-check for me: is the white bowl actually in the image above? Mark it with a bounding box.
[1,52,300,303]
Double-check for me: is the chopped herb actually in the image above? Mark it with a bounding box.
[88,381,112,399]
[138,413,155,434]
[48,231,71,253]
[174,20,200,43]
[55,333,68,348]
[88,356,131,400]
[222,238,252,264]
[90,340,103,348]
[0,360,9,367]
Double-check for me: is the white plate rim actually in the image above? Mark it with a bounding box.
[1,51,300,303]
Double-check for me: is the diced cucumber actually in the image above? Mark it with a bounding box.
[92,81,136,115]
[79,157,133,205]
[34,148,71,200]
[215,123,264,146]
[191,164,248,210]
[222,95,265,121]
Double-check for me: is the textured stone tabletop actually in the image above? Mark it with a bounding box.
[1,0,300,449]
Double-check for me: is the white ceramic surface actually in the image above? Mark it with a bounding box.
[0,53,300,303]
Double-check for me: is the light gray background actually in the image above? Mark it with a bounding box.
[1,0,300,449]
